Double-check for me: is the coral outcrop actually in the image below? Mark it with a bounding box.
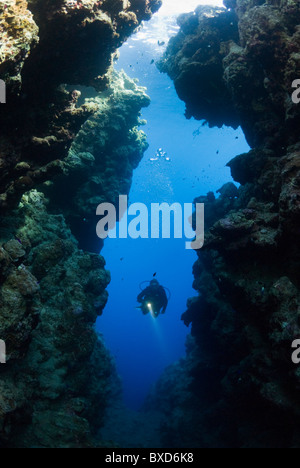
[159,1,300,148]
[153,1,300,448]
[158,6,240,128]
[0,0,158,448]
[0,0,39,93]
[0,0,161,210]
[0,191,112,447]
[47,70,150,252]
[0,72,150,447]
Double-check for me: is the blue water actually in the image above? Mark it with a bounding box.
[97,13,250,410]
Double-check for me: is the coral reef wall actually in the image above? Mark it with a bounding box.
[0,0,160,210]
[0,0,158,448]
[47,70,150,252]
[152,1,300,448]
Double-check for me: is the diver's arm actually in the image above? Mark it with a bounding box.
[137,286,152,303]
[160,288,168,313]
[137,292,146,302]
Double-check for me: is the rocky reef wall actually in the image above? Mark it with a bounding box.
[0,0,158,448]
[151,0,300,448]
[0,0,161,210]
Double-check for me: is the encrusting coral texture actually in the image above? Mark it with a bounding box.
[0,191,112,447]
[0,0,159,448]
[47,70,150,252]
[150,0,300,448]
[0,0,161,210]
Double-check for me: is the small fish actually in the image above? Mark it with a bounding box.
[153,273,157,277]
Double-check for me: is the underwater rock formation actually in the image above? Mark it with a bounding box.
[0,71,149,448]
[0,0,159,448]
[159,1,300,148]
[0,0,38,93]
[0,0,161,210]
[47,70,150,252]
[157,5,240,129]
[153,1,300,448]
[0,191,113,447]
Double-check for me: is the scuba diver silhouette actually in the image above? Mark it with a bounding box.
[137,279,169,318]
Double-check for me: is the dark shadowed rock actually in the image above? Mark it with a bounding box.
[149,0,300,448]
[0,0,160,448]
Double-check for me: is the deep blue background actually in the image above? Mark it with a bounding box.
[97,13,249,410]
